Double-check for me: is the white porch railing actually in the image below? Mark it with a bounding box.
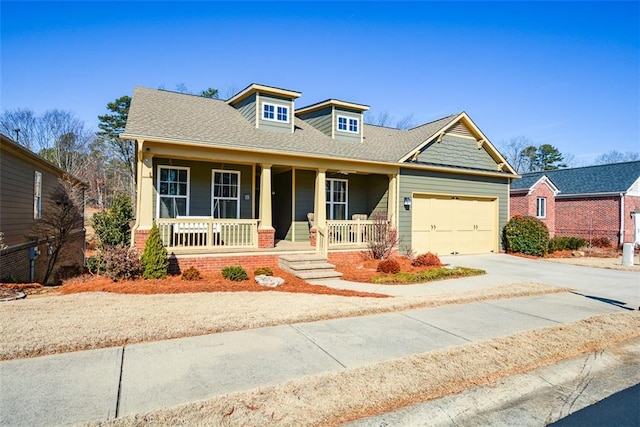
[156,217,259,249]
[326,219,375,246]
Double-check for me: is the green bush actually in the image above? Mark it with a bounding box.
[92,194,134,248]
[86,255,106,275]
[548,236,588,253]
[254,267,273,276]
[373,267,485,284]
[181,267,202,281]
[103,246,141,282]
[140,224,169,279]
[377,258,401,274]
[503,215,550,257]
[222,265,248,281]
[411,252,442,267]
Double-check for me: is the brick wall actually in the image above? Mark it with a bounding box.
[555,196,621,244]
[624,195,640,243]
[509,183,556,236]
[510,193,528,217]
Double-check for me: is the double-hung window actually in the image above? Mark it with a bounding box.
[158,166,189,218]
[33,171,42,219]
[263,103,289,123]
[212,170,240,219]
[337,115,359,133]
[536,197,546,218]
[326,178,348,220]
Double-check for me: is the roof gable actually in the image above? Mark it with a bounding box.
[511,161,640,195]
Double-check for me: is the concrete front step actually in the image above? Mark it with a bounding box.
[278,254,343,280]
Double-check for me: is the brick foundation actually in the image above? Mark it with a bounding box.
[257,228,275,248]
[134,229,150,251]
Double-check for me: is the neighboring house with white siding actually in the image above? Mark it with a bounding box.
[122,83,519,273]
[0,134,85,283]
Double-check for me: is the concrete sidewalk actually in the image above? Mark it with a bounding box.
[0,291,629,427]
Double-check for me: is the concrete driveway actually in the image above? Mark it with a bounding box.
[315,254,638,309]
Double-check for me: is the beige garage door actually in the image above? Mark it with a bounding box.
[411,195,497,256]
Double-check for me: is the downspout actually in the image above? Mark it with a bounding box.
[619,193,625,246]
[29,239,40,283]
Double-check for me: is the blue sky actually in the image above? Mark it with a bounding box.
[1,1,638,165]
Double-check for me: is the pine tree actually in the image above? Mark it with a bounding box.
[140,224,169,279]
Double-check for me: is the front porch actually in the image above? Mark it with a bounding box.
[132,141,399,258]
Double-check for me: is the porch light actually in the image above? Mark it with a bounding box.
[404,197,412,210]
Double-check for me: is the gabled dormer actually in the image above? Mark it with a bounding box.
[227,83,301,134]
[296,99,369,143]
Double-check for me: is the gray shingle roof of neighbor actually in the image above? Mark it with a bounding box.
[122,87,471,165]
[511,161,640,194]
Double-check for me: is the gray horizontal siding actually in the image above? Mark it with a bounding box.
[334,109,361,143]
[234,93,256,126]
[258,94,292,133]
[293,169,315,241]
[297,107,333,138]
[153,158,253,219]
[416,134,497,171]
[398,169,509,250]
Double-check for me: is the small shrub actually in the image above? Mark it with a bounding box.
[503,215,550,257]
[254,267,273,276]
[412,252,442,267]
[92,194,134,248]
[373,267,485,284]
[591,237,611,248]
[377,258,401,274]
[222,265,248,281]
[103,246,141,282]
[86,255,106,275]
[181,267,202,281]
[140,224,169,280]
[366,212,399,260]
[548,236,589,253]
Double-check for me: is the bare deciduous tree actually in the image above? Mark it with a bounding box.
[593,150,639,165]
[365,111,415,130]
[366,212,399,260]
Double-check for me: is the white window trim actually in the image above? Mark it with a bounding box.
[211,169,241,219]
[337,115,359,134]
[157,165,190,218]
[262,102,289,123]
[536,197,546,218]
[326,178,349,220]
[33,171,42,220]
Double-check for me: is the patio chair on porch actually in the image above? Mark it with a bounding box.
[307,213,314,230]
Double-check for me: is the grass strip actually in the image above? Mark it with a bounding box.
[373,267,485,284]
[88,312,640,427]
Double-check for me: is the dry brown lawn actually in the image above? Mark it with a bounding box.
[542,255,640,271]
[0,282,567,360]
[88,312,640,427]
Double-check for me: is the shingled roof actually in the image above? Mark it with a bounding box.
[122,87,500,170]
[511,161,640,195]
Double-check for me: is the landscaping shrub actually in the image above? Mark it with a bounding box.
[412,252,442,267]
[254,267,273,276]
[222,265,248,281]
[373,267,485,284]
[591,237,611,248]
[140,224,169,279]
[92,194,134,248]
[86,255,106,275]
[366,212,399,260]
[548,236,588,253]
[377,258,401,274]
[103,246,141,282]
[181,267,202,281]
[503,215,550,257]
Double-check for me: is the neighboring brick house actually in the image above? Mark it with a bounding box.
[0,134,86,283]
[510,161,640,246]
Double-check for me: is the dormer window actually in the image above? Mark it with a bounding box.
[263,103,289,123]
[337,115,359,133]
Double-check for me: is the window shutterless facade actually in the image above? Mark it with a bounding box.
[326,178,348,220]
[157,166,189,218]
[262,102,289,123]
[337,115,359,133]
[212,170,240,218]
[33,171,42,219]
[536,197,546,218]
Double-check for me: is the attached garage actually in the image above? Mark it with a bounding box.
[411,194,498,256]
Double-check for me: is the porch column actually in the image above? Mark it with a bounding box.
[133,142,154,249]
[258,164,275,248]
[388,174,398,228]
[310,169,327,246]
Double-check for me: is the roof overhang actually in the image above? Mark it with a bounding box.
[296,99,370,115]
[556,191,626,199]
[227,83,301,105]
[398,112,518,176]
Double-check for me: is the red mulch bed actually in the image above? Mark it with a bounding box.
[509,247,622,260]
[60,267,388,298]
[334,256,443,283]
